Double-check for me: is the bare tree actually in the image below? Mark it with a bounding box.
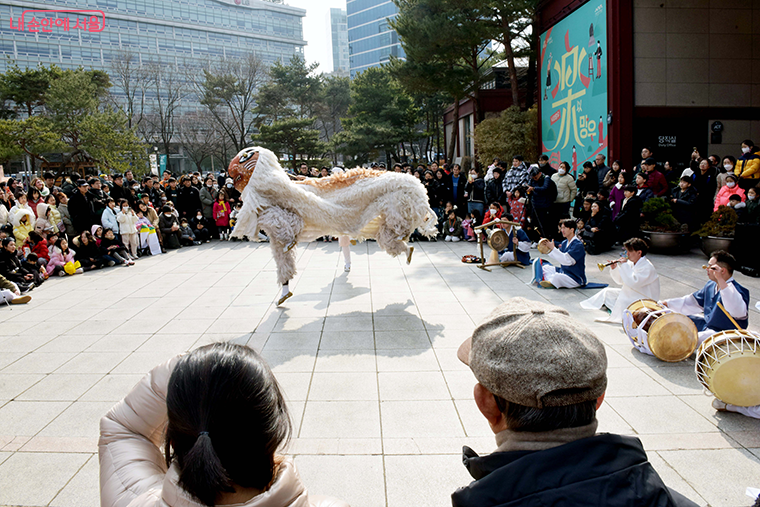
[108,49,147,129]
[143,58,186,160]
[177,110,215,172]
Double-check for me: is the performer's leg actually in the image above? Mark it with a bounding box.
[725,404,760,419]
[697,328,717,348]
[258,207,304,252]
[499,251,515,263]
[339,235,351,272]
[544,270,580,289]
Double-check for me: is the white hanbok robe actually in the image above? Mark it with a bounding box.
[580,256,660,323]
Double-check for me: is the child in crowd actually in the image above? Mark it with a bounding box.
[12,209,34,243]
[214,192,231,240]
[9,191,31,218]
[191,210,211,243]
[462,213,475,242]
[116,200,139,260]
[55,192,76,238]
[22,253,48,283]
[507,187,526,225]
[27,187,43,217]
[24,231,49,265]
[101,198,119,234]
[45,194,64,234]
[444,209,463,242]
[0,238,35,291]
[91,225,104,245]
[74,231,110,270]
[33,203,55,237]
[101,228,132,265]
[135,210,163,256]
[48,237,82,276]
[178,218,200,246]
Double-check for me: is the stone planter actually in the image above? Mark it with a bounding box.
[700,236,733,257]
[641,231,687,252]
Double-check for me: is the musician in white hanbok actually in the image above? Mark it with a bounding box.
[580,237,660,323]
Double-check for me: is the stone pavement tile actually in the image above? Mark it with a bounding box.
[325,303,372,317]
[175,305,226,320]
[428,328,471,349]
[274,372,313,402]
[294,455,385,507]
[604,345,635,368]
[605,367,673,397]
[16,373,103,401]
[379,371,450,401]
[299,401,380,438]
[287,438,382,455]
[35,333,104,353]
[455,398,494,438]
[639,432,740,451]
[0,451,91,507]
[442,370,478,400]
[19,435,97,453]
[1,435,29,451]
[596,405,635,435]
[66,318,122,335]
[0,374,44,400]
[374,331,430,349]
[609,343,689,367]
[750,448,760,460]
[415,301,468,316]
[0,319,35,336]
[273,316,326,333]
[375,349,439,371]
[385,454,473,507]
[0,351,24,371]
[1,352,78,374]
[645,365,706,395]
[209,317,263,334]
[0,334,57,353]
[322,315,373,332]
[647,452,707,506]
[110,351,180,374]
[421,313,478,330]
[381,400,464,438]
[86,333,152,352]
[435,348,470,372]
[313,351,376,372]
[679,394,760,432]
[0,451,9,466]
[263,332,321,351]
[308,372,378,401]
[658,448,760,507]
[136,333,202,353]
[370,302,418,316]
[262,349,317,373]
[0,400,70,436]
[725,431,760,448]
[55,351,130,374]
[276,303,328,319]
[79,374,142,402]
[318,330,374,350]
[38,401,115,439]
[606,396,719,434]
[49,453,99,507]
[383,436,494,455]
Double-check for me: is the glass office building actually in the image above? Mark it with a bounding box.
[0,0,306,82]
[346,0,403,78]
[329,7,348,77]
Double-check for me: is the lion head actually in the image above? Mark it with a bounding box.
[228,147,260,192]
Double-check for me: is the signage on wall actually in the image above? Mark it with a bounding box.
[9,10,105,33]
[658,136,677,148]
[539,1,607,174]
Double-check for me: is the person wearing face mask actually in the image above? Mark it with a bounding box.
[714,174,745,211]
[464,168,486,218]
[537,154,556,177]
[736,140,760,190]
[609,172,630,221]
[742,187,760,224]
[159,205,182,249]
[177,176,202,219]
[191,209,211,243]
[199,177,218,238]
[551,161,577,220]
[716,156,737,196]
[669,177,698,230]
[224,177,241,205]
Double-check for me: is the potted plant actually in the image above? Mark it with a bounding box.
[640,197,688,251]
[692,205,737,257]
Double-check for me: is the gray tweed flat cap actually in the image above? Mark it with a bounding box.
[458,297,607,408]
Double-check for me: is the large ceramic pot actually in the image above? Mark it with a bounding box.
[700,236,733,257]
[641,231,687,252]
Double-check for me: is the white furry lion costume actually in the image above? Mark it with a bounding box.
[228,147,438,298]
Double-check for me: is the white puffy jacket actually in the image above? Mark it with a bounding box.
[99,357,349,507]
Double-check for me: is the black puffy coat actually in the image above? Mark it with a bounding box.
[452,434,698,507]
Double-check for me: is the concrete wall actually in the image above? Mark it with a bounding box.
[634,0,760,108]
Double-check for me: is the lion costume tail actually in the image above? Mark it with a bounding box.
[419,210,439,238]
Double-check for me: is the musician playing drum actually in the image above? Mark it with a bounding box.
[531,219,586,289]
[660,251,750,347]
[580,238,660,323]
[497,213,531,266]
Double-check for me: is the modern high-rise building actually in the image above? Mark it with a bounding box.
[0,0,306,80]
[346,0,403,78]
[329,8,348,77]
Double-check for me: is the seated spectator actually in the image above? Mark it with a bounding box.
[635,172,654,202]
[575,197,594,223]
[179,218,201,246]
[191,210,211,243]
[27,187,43,217]
[452,298,699,507]
[0,238,35,291]
[9,191,31,218]
[101,228,132,266]
[582,202,613,254]
[56,192,76,238]
[117,200,139,260]
[99,343,348,507]
[742,187,760,224]
[11,208,34,244]
[614,185,643,244]
[44,194,64,234]
[24,231,50,266]
[74,231,109,270]
[159,205,182,249]
[462,213,475,242]
[49,237,82,276]
[0,272,31,305]
[101,198,119,234]
[22,253,47,284]
[736,139,760,190]
[641,157,668,197]
[717,156,737,193]
[609,171,630,220]
[714,174,745,211]
[34,202,55,238]
[602,160,621,189]
[670,176,698,230]
[574,162,598,215]
[727,195,745,221]
[444,209,463,242]
[482,202,504,226]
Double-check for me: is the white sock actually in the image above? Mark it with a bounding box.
[282,284,290,298]
[342,246,351,265]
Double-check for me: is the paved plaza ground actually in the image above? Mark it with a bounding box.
[0,239,759,507]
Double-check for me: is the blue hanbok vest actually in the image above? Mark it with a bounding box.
[556,238,587,286]
[691,279,750,331]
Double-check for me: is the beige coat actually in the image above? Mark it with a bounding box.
[551,173,578,204]
[99,356,348,507]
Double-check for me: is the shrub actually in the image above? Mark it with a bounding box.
[641,197,682,232]
[473,106,538,167]
[692,205,738,238]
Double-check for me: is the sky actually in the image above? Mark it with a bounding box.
[285,0,347,74]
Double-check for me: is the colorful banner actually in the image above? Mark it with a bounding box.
[540,0,607,173]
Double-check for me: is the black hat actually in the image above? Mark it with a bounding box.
[643,157,656,166]
[529,165,542,177]
[76,178,88,187]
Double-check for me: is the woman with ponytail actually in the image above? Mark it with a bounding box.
[99,343,348,507]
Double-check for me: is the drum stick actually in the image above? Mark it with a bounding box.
[716,301,742,330]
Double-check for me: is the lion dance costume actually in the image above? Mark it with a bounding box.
[228,147,438,304]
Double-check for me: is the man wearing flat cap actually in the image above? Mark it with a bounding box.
[452,297,697,507]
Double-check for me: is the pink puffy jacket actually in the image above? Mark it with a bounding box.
[99,356,349,507]
[47,246,75,270]
[714,184,745,211]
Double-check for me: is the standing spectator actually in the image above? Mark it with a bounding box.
[736,139,760,190]
[503,156,530,197]
[714,174,745,210]
[717,156,737,195]
[213,192,232,240]
[110,174,131,206]
[199,177,217,217]
[69,179,95,234]
[574,162,598,215]
[177,176,202,219]
[641,158,668,197]
[164,177,180,206]
[634,146,655,173]
[159,205,182,249]
[87,177,107,219]
[423,170,441,220]
[613,185,643,243]
[527,165,557,239]
[551,161,577,219]
[594,153,609,189]
[451,164,467,217]
[670,176,698,230]
[224,178,241,205]
[602,160,621,189]
[44,194,63,234]
[506,187,527,226]
[435,169,451,209]
[582,201,613,254]
[662,160,680,189]
[30,177,49,198]
[465,167,486,219]
[485,165,506,207]
[43,172,61,196]
[693,158,717,225]
[116,200,139,260]
[609,172,630,220]
[537,154,556,176]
